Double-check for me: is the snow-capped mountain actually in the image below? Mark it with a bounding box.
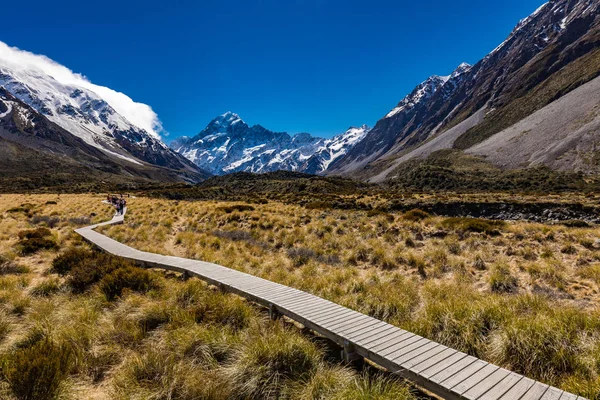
[171,112,369,175]
[328,0,600,179]
[0,87,208,186]
[0,43,204,175]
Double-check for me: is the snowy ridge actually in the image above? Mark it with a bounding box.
[172,112,369,175]
[384,62,471,120]
[0,67,164,165]
[0,42,201,173]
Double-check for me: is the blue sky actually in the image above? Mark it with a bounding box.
[1,0,543,140]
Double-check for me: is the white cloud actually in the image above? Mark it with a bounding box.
[0,41,164,139]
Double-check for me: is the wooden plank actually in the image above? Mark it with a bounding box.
[480,373,524,400]
[558,392,577,400]
[346,322,396,342]
[334,319,385,338]
[362,329,412,350]
[301,306,356,325]
[379,335,424,358]
[392,340,439,366]
[324,312,372,330]
[386,338,430,362]
[540,387,564,400]
[461,368,511,399]
[400,344,449,370]
[520,382,550,400]
[424,355,477,381]
[440,361,494,390]
[411,347,460,374]
[324,313,375,332]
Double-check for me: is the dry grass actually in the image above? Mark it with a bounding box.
[97,194,600,397]
[0,194,417,400]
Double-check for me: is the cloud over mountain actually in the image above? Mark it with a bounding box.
[0,41,163,139]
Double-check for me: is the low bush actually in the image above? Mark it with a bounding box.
[99,266,159,301]
[304,201,332,210]
[488,308,595,383]
[367,208,395,222]
[216,204,255,213]
[51,247,95,276]
[402,208,430,222]
[2,338,73,400]
[68,216,91,226]
[333,373,416,400]
[561,220,591,228]
[18,227,52,240]
[442,217,505,235]
[17,228,57,255]
[52,248,140,294]
[191,292,255,330]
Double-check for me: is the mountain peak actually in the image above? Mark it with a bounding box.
[449,62,472,79]
[215,111,243,125]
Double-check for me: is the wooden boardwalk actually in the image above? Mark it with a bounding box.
[76,207,584,400]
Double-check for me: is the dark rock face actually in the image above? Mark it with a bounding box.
[329,0,600,178]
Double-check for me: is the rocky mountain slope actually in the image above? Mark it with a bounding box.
[171,112,369,175]
[0,43,209,184]
[328,0,600,182]
[0,88,208,190]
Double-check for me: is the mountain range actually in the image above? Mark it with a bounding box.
[327,0,600,182]
[1,0,598,190]
[171,112,369,175]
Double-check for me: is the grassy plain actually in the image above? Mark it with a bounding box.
[99,194,600,398]
[0,194,417,400]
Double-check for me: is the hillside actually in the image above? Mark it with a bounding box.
[0,89,209,191]
[327,0,600,184]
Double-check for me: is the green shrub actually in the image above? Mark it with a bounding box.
[18,228,52,240]
[99,266,158,301]
[17,228,57,255]
[2,338,73,400]
[442,217,505,235]
[216,204,255,213]
[402,208,430,222]
[561,220,591,228]
[51,247,95,276]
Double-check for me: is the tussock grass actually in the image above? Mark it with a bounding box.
[3,193,600,397]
